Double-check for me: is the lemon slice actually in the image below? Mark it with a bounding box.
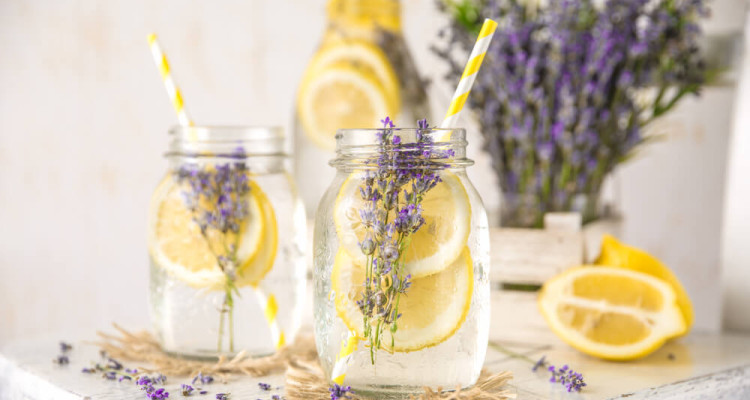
[331,247,473,352]
[538,266,686,361]
[333,171,471,278]
[297,64,391,150]
[305,40,400,112]
[148,176,277,289]
[596,234,693,332]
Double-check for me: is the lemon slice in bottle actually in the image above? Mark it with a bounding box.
[538,266,687,361]
[297,63,392,151]
[148,176,277,289]
[305,40,401,112]
[333,171,471,278]
[331,247,473,352]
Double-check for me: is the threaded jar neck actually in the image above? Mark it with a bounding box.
[330,128,473,171]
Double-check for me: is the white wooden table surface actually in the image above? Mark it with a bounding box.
[1,329,749,400]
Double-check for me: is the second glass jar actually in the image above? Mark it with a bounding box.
[148,126,307,358]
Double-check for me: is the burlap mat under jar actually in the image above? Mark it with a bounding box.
[95,324,514,399]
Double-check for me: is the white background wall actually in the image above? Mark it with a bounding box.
[0,0,747,345]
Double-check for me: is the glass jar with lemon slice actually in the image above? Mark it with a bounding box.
[313,122,489,395]
[294,0,430,215]
[148,126,306,358]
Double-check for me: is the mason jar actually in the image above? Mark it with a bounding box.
[148,126,306,358]
[313,126,490,395]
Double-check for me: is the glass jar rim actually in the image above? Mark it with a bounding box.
[167,125,286,158]
[331,127,473,169]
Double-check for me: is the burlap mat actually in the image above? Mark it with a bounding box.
[95,324,514,399]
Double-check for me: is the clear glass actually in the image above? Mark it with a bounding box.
[313,128,489,396]
[293,0,431,216]
[148,126,306,358]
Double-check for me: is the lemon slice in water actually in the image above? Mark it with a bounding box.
[148,176,277,289]
[331,247,473,352]
[333,171,471,278]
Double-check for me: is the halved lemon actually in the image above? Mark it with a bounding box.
[148,176,277,289]
[331,247,473,352]
[596,234,694,332]
[297,63,391,150]
[333,171,471,278]
[538,266,686,361]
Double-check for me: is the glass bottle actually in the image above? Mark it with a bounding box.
[294,0,431,215]
[148,126,306,358]
[313,126,489,396]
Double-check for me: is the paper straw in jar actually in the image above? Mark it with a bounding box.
[439,18,498,131]
[253,287,286,349]
[147,33,194,127]
[146,33,286,350]
[331,332,360,385]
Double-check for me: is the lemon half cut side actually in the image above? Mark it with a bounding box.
[538,266,686,361]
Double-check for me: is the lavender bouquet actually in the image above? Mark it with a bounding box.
[434,0,709,227]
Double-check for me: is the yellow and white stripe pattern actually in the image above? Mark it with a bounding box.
[331,333,360,385]
[147,33,193,127]
[440,19,498,129]
[253,287,286,349]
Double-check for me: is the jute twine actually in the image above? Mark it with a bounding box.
[95,324,515,399]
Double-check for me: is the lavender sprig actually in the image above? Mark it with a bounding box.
[355,117,453,362]
[435,0,708,227]
[175,151,252,353]
[329,383,353,400]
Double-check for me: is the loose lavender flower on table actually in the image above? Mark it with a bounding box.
[59,341,72,352]
[532,355,586,392]
[355,117,454,362]
[181,384,194,396]
[329,383,353,400]
[53,355,69,365]
[258,382,272,391]
[434,0,709,227]
[176,154,252,353]
[192,372,214,385]
[215,393,230,400]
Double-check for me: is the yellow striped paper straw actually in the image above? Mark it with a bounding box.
[253,288,286,349]
[331,332,360,385]
[440,19,498,130]
[147,33,193,127]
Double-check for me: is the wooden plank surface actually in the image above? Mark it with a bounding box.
[3,331,750,400]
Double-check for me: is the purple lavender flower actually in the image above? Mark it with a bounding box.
[548,364,587,392]
[59,341,72,352]
[215,394,230,400]
[119,375,132,382]
[192,372,214,385]
[354,117,452,362]
[434,0,708,227]
[181,384,194,396]
[107,358,123,370]
[148,387,170,399]
[54,355,69,365]
[176,156,252,353]
[271,395,282,400]
[258,382,272,391]
[82,367,95,373]
[329,383,353,400]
